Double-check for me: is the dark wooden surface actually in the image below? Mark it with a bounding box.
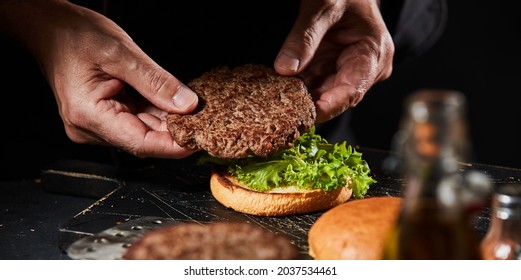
[2,147,520,259]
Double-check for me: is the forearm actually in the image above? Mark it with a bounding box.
[0,0,70,58]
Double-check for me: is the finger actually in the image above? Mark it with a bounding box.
[62,78,127,145]
[136,101,169,120]
[314,45,380,123]
[274,0,344,75]
[95,107,196,159]
[314,83,360,124]
[67,79,196,159]
[102,47,198,115]
[136,113,198,158]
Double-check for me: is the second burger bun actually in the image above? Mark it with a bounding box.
[308,196,402,260]
[210,168,353,216]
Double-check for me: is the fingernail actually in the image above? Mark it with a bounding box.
[173,85,198,110]
[276,51,300,72]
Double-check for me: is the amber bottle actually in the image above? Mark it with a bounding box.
[383,89,488,260]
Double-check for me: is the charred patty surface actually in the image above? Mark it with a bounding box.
[166,64,316,159]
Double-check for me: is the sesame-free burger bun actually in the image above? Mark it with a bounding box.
[308,196,402,260]
[210,169,353,216]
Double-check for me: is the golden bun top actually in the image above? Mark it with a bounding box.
[308,196,402,260]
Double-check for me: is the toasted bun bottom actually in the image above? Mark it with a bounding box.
[308,196,402,260]
[210,170,353,216]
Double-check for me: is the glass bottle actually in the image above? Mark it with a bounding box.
[382,89,488,260]
[481,184,521,260]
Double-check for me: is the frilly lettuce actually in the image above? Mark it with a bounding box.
[198,126,376,199]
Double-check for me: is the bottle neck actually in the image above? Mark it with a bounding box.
[401,151,471,219]
[491,206,521,235]
[481,185,521,260]
[486,208,521,259]
[488,184,521,236]
[489,212,521,231]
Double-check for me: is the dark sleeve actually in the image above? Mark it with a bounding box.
[381,0,448,64]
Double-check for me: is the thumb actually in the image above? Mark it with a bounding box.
[110,51,198,114]
[275,0,343,75]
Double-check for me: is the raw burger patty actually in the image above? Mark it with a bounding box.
[166,64,316,159]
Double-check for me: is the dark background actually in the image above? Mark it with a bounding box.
[352,0,521,169]
[1,0,520,182]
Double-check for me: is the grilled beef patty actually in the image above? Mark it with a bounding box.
[166,64,316,159]
[122,222,300,260]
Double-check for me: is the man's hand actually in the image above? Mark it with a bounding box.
[275,0,394,123]
[1,0,199,158]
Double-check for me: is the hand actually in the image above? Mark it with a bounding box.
[1,0,198,159]
[275,0,394,123]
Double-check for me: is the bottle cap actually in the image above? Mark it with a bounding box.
[493,184,521,218]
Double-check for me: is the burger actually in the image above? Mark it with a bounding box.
[204,126,376,216]
[167,64,376,216]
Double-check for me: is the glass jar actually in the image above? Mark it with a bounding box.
[481,184,521,260]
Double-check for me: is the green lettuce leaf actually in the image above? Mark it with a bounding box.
[198,126,376,198]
